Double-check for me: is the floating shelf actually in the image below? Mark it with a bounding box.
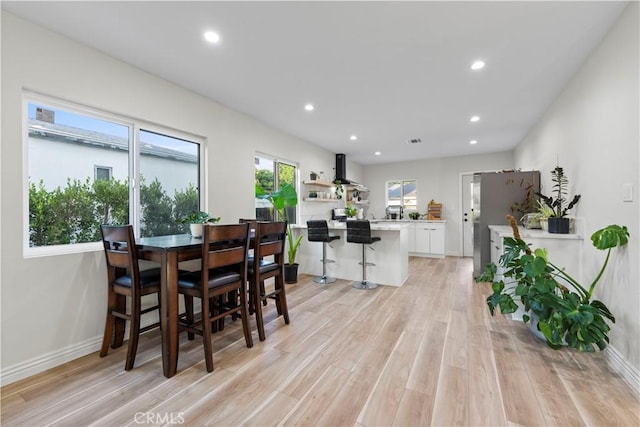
[302,180,334,187]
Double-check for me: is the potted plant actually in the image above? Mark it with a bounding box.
[476,214,629,352]
[255,182,303,283]
[334,181,344,200]
[536,166,581,234]
[345,204,358,219]
[176,210,221,237]
[408,211,421,220]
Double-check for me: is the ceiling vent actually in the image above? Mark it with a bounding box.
[406,138,422,144]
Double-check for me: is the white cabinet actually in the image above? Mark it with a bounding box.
[410,221,446,258]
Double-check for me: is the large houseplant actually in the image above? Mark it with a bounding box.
[476,215,629,352]
[536,166,581,234]
[177,210,220,237]
[255,182,303,283]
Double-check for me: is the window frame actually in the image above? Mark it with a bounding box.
[22,91,206,258]
[385,179,418,210]
[254,152,299,223]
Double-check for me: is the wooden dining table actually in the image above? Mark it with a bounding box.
[136,233,203,378]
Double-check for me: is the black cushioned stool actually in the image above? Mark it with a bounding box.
[346,220,381,290]
[306,220,341,284]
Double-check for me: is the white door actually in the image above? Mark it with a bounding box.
[462,174,474,257]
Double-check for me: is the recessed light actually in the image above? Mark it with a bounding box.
[470,60,485,70]
[350,135,357,141]
[374,151,381,156]
[304,104,314,111]
[203,31,220,44]
[470,116,480,122]
[469,140,478,145]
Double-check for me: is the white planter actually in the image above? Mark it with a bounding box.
[189,223,204,238]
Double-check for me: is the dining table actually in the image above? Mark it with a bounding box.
[136,233,203,378]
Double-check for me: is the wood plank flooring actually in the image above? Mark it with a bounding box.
[2,256,639,426]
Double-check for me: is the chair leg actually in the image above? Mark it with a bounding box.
[184,295,195,340]
[125,297,141,371]
[201,297,214,373]
[351,244,377,290]
[239,287,254,348]
[253,279,266,342]
[276,275,290,324]
[100,288,117,357]
[112,294,127,348]
[314,241,337,284]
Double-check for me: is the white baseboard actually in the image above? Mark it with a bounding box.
[1,336,102,386]
[606,344,640,397]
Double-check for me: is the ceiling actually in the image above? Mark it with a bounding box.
[2,1,628,165]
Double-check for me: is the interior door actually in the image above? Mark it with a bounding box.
[462,174,474,257]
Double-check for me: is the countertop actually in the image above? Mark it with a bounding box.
[292,222,409,231]
[370,219,447,224]
[489,225,583,240]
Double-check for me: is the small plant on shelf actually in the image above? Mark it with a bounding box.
[345,204,358,218]
[535,166,580,233]
[409,211,421,220]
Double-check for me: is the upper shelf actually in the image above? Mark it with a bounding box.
[302,180,334,187]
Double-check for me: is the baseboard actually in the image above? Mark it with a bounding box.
[606,344,640,397]
[0,336,102,386]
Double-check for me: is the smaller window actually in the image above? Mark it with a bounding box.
[386,179,417,209]
[95,166,112,182]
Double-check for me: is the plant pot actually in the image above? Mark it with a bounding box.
[529,311,567,346]
[540,218,548,231]
[284,263,298,284]
[547,217,570,234]
[189,223,204,238]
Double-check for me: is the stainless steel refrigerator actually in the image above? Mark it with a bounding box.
[472,171,540,276]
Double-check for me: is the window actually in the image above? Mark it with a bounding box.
[254,154,297,223]
[95,166,112,181]
[25,93,203,255]
[386,179,417,209]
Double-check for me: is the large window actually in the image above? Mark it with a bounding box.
[254,154,297,223]
[25,93,202,255]
[386,179,417,209]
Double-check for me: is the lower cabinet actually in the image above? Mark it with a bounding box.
[410,222,446,258]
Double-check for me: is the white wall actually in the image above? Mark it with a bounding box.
[515,3,639,388]
[363,151,514,255]
[0,12,341,384]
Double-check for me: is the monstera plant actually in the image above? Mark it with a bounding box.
[476,215,629,352]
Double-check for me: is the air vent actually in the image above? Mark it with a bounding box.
[406,138,422,144]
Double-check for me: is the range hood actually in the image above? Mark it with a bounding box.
[334,153,351,184]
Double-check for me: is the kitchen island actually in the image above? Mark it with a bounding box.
[291,222,409,287]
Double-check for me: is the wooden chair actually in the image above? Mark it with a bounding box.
[177,223,253,372]
[248,221,289,341]
[99,224,161,371]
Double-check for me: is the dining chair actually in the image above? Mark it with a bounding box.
[248,221,289,341]
[177,223,253,372]
[99,224,162,371]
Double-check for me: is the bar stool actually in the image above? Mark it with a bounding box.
[346,220,381,290]
[306,220,340,284]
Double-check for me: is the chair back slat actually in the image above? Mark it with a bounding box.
[202,223,250,271]
[254,221,286,258]
[100,224,139,279]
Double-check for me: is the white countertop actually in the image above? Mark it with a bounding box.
[489,225,583,240]
[292,222,409,231]
[371,219,447,224]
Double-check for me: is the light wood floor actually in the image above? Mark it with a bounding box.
[2,257,639,426]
